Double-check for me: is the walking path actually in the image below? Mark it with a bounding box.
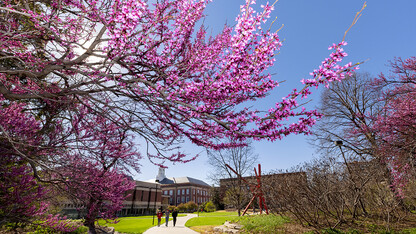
[143,214,198,234]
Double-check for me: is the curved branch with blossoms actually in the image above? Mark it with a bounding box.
[0,0,360,159]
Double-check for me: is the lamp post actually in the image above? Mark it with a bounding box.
[335,140,350,170]
[335,140,355,183]
[173,177,177,206]
[335,140,364,217]
[335,140,349,166]
[152,179,159,225]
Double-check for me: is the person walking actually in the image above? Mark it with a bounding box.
[172,208,178,227]
[156,209,163,227]
[165,208,170,227]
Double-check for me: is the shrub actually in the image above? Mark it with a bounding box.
[185,201,198,212]
[322,228,343,234]
[199,201,207,212]
[177,203,187,213]
[70,225,89,234]
[204,201,216,212]
[167,205,177,211]
[1,220,86,234]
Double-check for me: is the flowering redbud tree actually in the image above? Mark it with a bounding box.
[56,106,140,232]
[0,0,361,231]
[60,157,135,232]
[0,158,48,227]
[0,157,78,232]
[371,57,416,197]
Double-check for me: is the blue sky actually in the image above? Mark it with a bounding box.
[134,0,416,184]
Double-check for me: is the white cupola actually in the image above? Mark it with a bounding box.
[156,167,166,182]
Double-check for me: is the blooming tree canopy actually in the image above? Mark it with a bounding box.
[371,57,416,197]
[0,0,361,231]
[0,0,358,160]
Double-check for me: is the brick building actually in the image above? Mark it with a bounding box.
[155,168,211,206]
[120,180,169,216]
[61,180,169,218]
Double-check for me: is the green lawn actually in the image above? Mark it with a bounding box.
[98,212,288,233]
[186,211,239,227]
[186,216,239,227]
[238,214,289,233]
[186,211,290,233]
[193,211,238,217]
[97,215,183,234]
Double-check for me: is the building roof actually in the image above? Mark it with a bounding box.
[134,180,160,188]
[159,176,210,187]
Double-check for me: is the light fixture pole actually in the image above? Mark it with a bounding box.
[152,179,159,225]
[335,140,354,178]
[173,177,177,206]
[335,140,364,217]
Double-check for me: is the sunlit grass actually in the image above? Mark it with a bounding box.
[192,211,238,217]
[186,211,239,227]
[238,214,289,233]
[97,216,174,234]
[186,211,289,233]
[186,216,239,227]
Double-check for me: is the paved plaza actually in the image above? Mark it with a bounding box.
[143,214,198,234]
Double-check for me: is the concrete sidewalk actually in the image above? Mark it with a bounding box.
[143,214,198,234]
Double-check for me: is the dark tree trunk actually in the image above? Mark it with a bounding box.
[87,222,97,234]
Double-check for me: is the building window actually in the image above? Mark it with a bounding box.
[169,190,173,196]
[181,197,185,203]
[186,188,189,194]
[177,190,180,195]
[197,189,199,194]
[186,196,190,202]
[182,189,185,195]
[177,197,180,204]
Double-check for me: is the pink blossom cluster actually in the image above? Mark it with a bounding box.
[301,42,356,89]
[0,95,41,146]
[40,214,80,233]
[0,157,78,232]
[0,159,48,220]
[389,162,410,199]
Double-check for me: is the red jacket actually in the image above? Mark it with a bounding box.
[156,211,163,219]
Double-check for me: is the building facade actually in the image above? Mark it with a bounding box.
[155,168,211,206]
[120,180,168,216]
[61,180,168,218]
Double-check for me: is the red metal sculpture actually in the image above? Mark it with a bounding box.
[225,163,269,216]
